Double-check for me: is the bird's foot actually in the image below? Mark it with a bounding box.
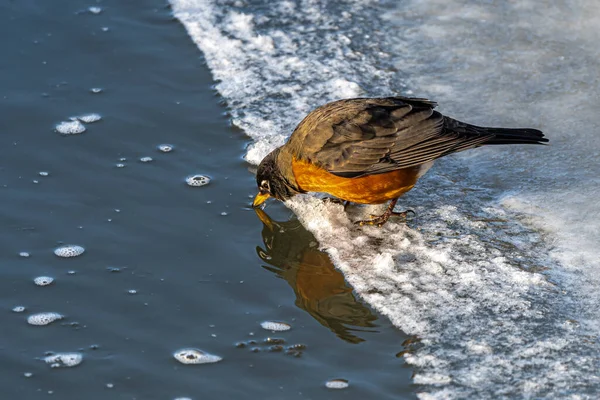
[355,209,415,227]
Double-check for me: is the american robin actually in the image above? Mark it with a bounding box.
[252,96,548,226]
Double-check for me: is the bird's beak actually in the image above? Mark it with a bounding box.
[252,192,271,208]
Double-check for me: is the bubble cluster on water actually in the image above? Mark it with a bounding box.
[76,113,101,123]
[13,306,26,313]
[39,171,49,177]
[173,348,222,365]
[186,175,210,187]
[23,372,33,378]
[34,276,54,286]
[44,352,83,368]
[19,252,30,258]
[54,245,85,258]
[27,312,63,326]
[158,144,174,153]
[90,88,103,94]
[325,379,349,389]
[115,163,126,168]
[260,321,291,331]
[235,336,305,357]
[55,120,86,135]
[88,6,102,14]
[140,156,153,163]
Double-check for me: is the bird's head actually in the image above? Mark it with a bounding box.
[253,149,300,207]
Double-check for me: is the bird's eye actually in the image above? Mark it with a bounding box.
[260,180,270,192]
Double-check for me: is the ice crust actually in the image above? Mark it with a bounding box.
[171,0,600,398]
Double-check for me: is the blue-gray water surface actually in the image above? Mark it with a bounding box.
[0,1,414,399]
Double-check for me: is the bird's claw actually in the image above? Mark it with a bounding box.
[354,209,416,227]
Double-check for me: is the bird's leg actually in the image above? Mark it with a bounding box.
[355,198,415,227]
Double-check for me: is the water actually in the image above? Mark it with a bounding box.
[171,0,600,398]
[1,0,413,399]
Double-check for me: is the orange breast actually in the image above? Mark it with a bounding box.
[291,158,420,204]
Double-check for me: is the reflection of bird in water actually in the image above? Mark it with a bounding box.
[255,208,377,344]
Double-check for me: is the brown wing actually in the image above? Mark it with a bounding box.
[284,96,494,178]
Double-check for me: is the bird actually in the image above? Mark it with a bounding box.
[252,96,548,226]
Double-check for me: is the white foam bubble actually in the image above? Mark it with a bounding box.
[55,120,86,135]
[325,379,349,389]
[27,312,63,326]
[140,156,153,163]
[186,175,210,187]
[34,276,54,286]
[158,144,174,153]
[76,113,101,123]
[39,171,49,177]
[19,252,30,258]
[12,306,26,313]
[54,245,85,258]
[173,348,222,365]
[88,6,102,14]
[44,352,83,368]
[90,88,103,94]
[260,321,291,332]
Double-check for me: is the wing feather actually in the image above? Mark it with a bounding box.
[283,96,497,178]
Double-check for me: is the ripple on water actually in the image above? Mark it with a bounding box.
[325,379,349,389]
[34,276,54,286]
[260,321,291,332]
[54,245,85,258]
[173,348,222,365]
[27,312,63,326]
[44,352,83,368]
[186,175,210,187]
[55,120,86,135]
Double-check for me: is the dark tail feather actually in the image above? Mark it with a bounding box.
[480,126,548,145]
[444,117,548,145]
